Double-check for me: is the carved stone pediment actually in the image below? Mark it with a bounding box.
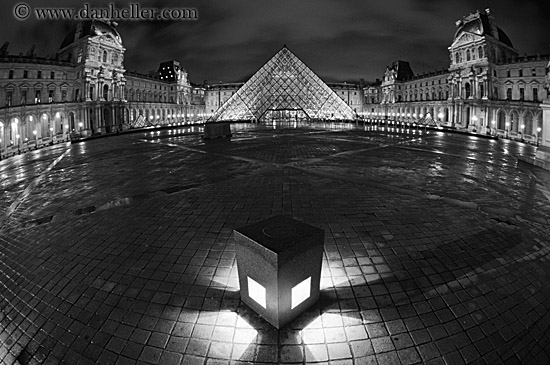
[383,68,396,83]
[97,34,122,48]
[451,32,483,48]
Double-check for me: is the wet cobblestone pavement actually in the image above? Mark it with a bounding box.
[1,122,550,364]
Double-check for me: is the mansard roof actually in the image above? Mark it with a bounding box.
[453,10,513,48]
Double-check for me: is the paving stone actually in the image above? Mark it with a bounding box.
[1,124,549,364]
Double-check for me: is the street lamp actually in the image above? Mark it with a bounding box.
[472,115,478,132]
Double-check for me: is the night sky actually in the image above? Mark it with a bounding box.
[2,0,549,84]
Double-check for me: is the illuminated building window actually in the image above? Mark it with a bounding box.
[291,277,311,309]
[247,277,266,308]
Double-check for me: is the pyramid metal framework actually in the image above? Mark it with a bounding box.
[208,46,357,122]
[130,115,150,128]
[417,114,440,127]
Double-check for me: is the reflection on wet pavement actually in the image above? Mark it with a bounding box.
[1,122,550,364]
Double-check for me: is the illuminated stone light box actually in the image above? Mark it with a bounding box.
[234,215,324,329]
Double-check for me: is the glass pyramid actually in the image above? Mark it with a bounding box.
[208,46,357,122]
[130,115,150,128]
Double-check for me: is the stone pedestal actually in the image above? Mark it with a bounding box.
[233,215,324,329]
[203,122,232,139]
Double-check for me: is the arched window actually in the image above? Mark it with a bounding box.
[466,49,471,61]
[498,110,506,130]
[103,84,109,100]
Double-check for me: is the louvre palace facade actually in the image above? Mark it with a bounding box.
[0,20,206,158]
[366,8,549,144]
[1,8,549,160]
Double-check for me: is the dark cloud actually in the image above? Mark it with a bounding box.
[1,0,548,84]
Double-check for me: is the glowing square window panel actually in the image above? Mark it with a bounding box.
[291,277,311,309]
[247,277,266,308]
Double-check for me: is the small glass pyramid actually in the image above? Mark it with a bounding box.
[208,46,357,122]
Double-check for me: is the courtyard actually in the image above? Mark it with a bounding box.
[1,122,550,364]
